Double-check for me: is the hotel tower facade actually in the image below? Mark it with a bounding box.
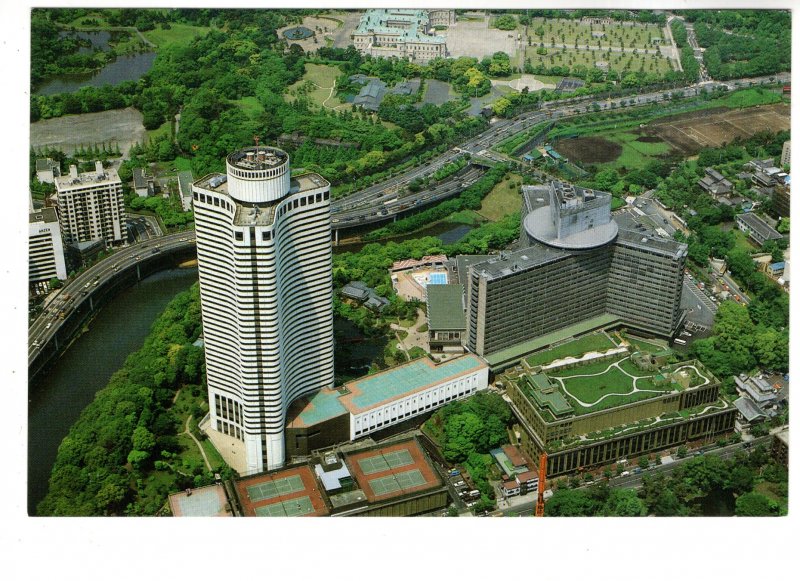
[192,146,334,474]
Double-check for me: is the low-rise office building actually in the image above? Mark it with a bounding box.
[465,181,687,367]
[735,212,783,247]
[285,354,489,457]
[505,359,736,477]
[29,207,67,293]
[35,158,60,184]
[426,283,466,354]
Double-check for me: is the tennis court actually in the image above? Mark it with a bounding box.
[254,495,314,517]
[369,469,427,496]
[247,474,304,503]
[357,449,414,475]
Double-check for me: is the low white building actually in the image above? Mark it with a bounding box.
[29,207,67,293]
[35,158,60,184]
[287,354,489,443]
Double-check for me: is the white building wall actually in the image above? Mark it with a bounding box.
[29,218,67,285]
[54,166,126,246]
[193,149,333,475]
[350,365,489,439]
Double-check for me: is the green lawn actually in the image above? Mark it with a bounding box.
[732,228,757,253]
[446,209,486,226]
[285,63,344,110]
[174,157,193,172]
[143,23,212,49]
[601,131,674,170]
[618,358,656,378]
[146,119,172,142]
[559,365,635,402]
[624,335,667,354]
[477,173,522,221]
[231,96,265,120]
[527,334,617,367]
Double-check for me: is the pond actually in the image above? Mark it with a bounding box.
[283,26,314,40]
[35,51,156,96]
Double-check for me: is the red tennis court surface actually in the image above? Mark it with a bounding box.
[344,439,441,503]
[235,465,329,517]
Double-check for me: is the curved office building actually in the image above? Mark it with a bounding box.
[192,146,334,474]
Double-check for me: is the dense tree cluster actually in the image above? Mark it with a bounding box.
[548,446,786,516]
[38,285,209,516]
[685,10,791,80]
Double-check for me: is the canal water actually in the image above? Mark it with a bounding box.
[28,268,197,515]
[335,222,474,254]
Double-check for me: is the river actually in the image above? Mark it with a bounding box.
[27,268,198,515]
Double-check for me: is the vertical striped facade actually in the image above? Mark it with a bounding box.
[192,147,334,474]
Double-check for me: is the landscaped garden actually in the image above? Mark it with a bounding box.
[525,333,617,368]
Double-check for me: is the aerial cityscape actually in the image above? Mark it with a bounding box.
[27,5,793,523]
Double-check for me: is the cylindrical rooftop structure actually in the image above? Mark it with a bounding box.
[226,146,291,203]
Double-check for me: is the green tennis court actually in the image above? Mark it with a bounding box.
[247,475,304,503]
[369,469,426,496]
[357,449,414,475]
[254,495,314,517]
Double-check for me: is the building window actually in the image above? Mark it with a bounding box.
[235,231,243,241]
[262,231,271,241]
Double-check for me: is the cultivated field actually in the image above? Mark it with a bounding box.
[645,103,791,156]
[553,136,622,163]
[30,107,146,157]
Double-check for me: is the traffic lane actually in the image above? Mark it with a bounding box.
[720,273,750,305]
[28,234,196,352]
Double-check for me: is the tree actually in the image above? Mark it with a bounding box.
[677,445,688,459]
[638,456,650,470]
[735,492,775,516]
[442,412,486,462]
[49,277,64,289]
[601,488,646,516]
[544,489,597,516]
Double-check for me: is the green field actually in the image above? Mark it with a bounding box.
[477,173,522,221]
[599,131,673,169]
[146,119,172,141]
[732,227,758,253]
[285,63,346,110]
[525,333,617,368]
[623,335,667,354]
[231,96,265,120]
[143,23,212,49]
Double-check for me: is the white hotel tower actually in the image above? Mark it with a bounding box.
[192,146,334,474]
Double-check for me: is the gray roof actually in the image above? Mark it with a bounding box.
[616,227,687,259]
[705,168,725,181]
[427,284,466,331]
[353,80,387,110]
[471,246,570,281]
[178,170,194,197]
[342,282,370,301]
[736,213,783,241]
[734,396,768,422]
[29,207,59,224]
[35,158,56,172]
[132,167,148,189]
[453,255,491,285]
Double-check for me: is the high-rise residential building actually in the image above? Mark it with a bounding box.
[465,182,687,362]
[54,161,126,247]
[781,140,791,167]
[192,146,334,474]
[29,207,67,293]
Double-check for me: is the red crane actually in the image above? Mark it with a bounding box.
[535,452,548,517]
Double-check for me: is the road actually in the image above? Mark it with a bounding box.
[28,232,196,365]
[718,271,750,305]
[328,72,789,229]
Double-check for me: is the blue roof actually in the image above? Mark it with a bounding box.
[294,389,348,426]
[769,262,785,270]
[348,355,485,411]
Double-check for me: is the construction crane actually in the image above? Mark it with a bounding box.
[535,452,548,517]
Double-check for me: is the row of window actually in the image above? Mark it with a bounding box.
[353,379,480,437]
[217,419,243,441]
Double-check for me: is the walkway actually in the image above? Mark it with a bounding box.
[553,357,709,409]
[183,415,212,471]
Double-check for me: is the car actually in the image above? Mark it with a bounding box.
[84,282,91,289]
[45,322,52,329]
[32,340,40,347]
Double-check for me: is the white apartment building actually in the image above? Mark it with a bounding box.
[29,207,67,293]
[192,146,334,474]
[54,162,126,247]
